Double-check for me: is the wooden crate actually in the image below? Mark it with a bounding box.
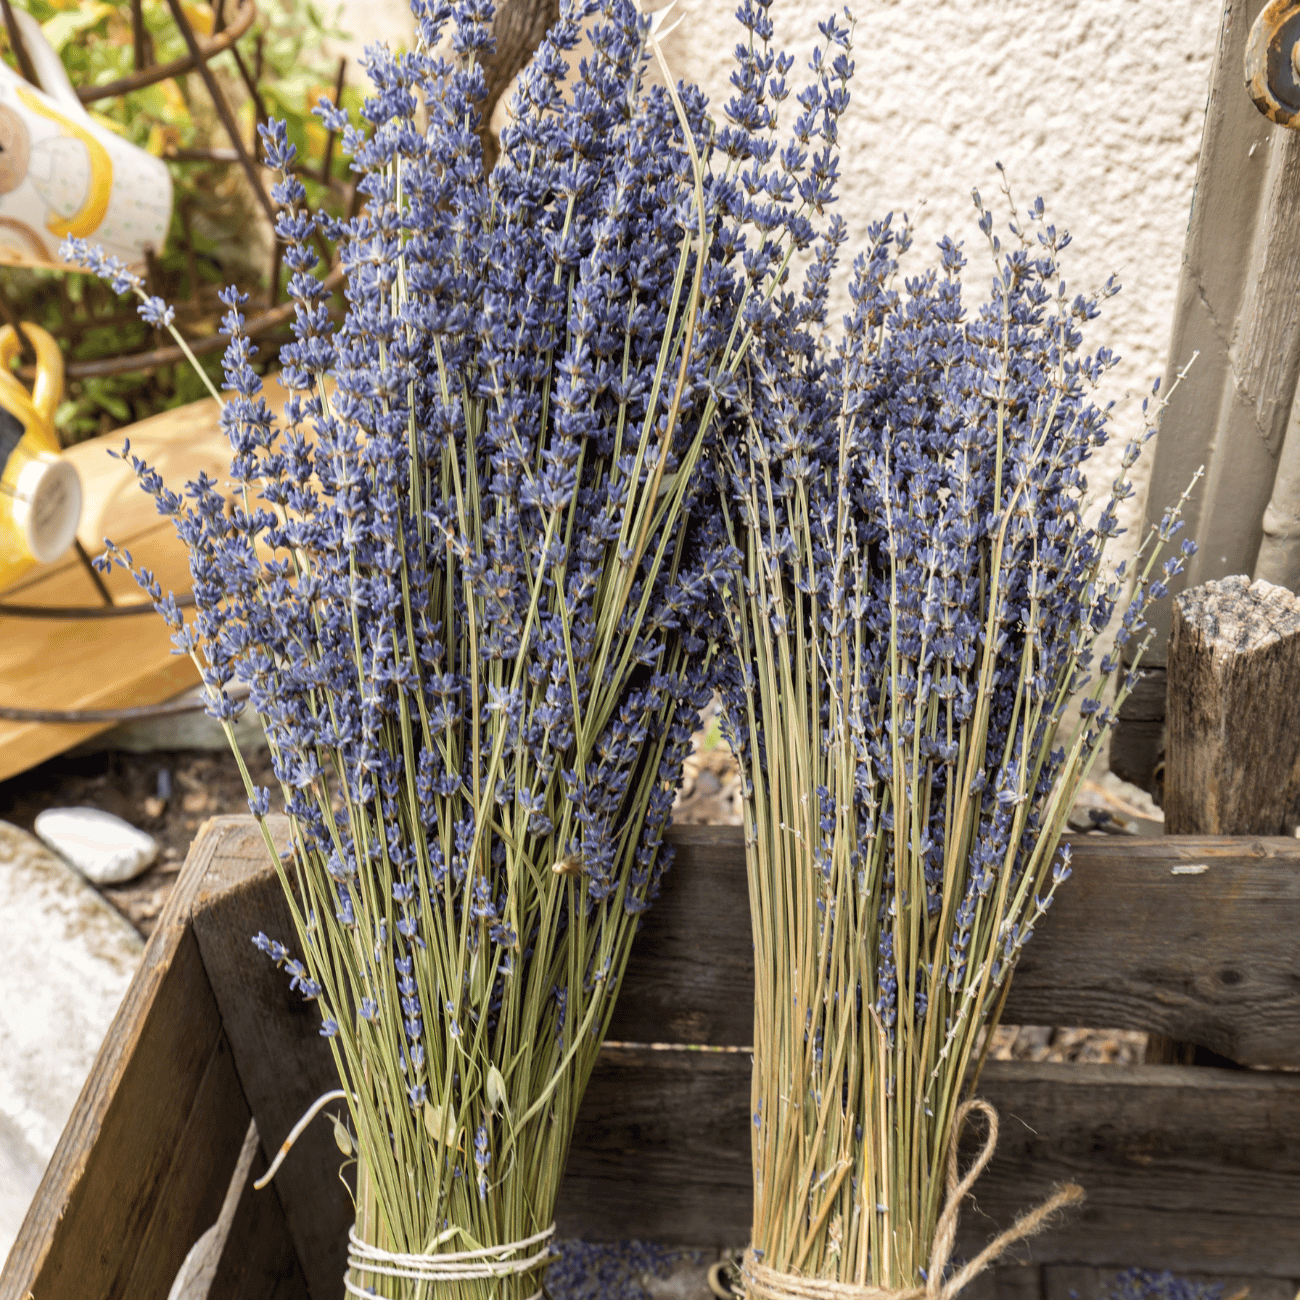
[4,815,1300,1300]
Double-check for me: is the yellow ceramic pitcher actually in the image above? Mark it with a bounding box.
[0,321,80,591]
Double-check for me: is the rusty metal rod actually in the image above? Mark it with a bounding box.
[76,0,256,104]
[319,57,347,183]
[129,0,148,73]
[72,538,115,607]
[0,680,248,724]
[15,266,345,380]
[162,0,277,228]
[0,0,39,87]
[0,592,196,620]
[0,290,36,366]
[228,41,270,142]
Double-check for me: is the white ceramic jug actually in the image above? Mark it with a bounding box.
[0,9,172,270]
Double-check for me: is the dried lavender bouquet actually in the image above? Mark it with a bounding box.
[60,0,820,1293]
[710,151,1197,1294]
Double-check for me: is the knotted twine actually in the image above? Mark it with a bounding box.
[741,1100,1084,1300]
[345,1223,556,1299]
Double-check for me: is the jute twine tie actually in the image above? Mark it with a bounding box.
[345,1223,555,1299]
[741,1099,1084,1300]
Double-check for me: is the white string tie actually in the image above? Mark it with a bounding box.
[345,1223,556,1298]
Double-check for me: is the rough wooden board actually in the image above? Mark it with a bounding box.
[614,826,1300,1067]
[1108,665,1167,798]
[207,1136,312,1300]
[0,817,232,1299]
[30,814,1300,1288]
[117,1033,251,1300]
[1042,1267,1300,1300]
[190,816,352,1300]
[561,1051,1300,1275]
[0,375,295,780]
[1006,833,1300,1066]
[973,1061,1300,1274]
[961,1265,1045,1300]
[1165,576,1300,836]
[189,819,1300,1063]
[609,825,755,1046]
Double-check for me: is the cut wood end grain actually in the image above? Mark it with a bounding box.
[1176,574,1300,657]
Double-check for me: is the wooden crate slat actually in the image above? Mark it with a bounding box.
[191,817,352,1300]
[562,1050,1300,1275]
[207,1135,313,1300]
[36,812,1289,1295]
[115,1032,252,1299]
[0,819,244,1300]
[615,827,1300,1065]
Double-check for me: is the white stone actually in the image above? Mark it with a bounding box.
[0,821,143,1262]
[34,806,160,885]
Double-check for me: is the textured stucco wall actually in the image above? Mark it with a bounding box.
[657,0,1221,546]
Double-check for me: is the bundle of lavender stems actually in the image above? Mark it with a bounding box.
[710,41,1196,1295]
[66,0,871,1294]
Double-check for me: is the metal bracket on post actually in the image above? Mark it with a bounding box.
[1247,0,1300,127]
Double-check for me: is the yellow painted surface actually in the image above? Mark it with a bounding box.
[0,374,294,782]
[14,85,113,240]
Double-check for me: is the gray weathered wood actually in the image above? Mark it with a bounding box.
[478,0,559,170]
[617,826,1300,1068]
[21,814,1300,1292]
[1108,665,1168,799]
[1138,0,1300,663]
[563,1051,1300,1274]
[1165,575,1300,836]
[0,819,270,1300]
[189,817,351,1300]
[191,819,1300,1070]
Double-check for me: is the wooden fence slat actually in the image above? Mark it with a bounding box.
[1042,1267,1300,1300]
[1165,576,1300,836]
[208,1136,313,1300]
[111,814,1300,1293]
[190,818,1300,1063]
[562,1050,1300,1275]
[0,818,242,1300]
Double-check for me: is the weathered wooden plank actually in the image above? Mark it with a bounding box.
[974,1061,1300,1273]
[1,818,238,1300]
[961,1265,1045,1300]
[615,826,1300,1067]
[117,1032,252,1300]
[207,1134,312,1300]
[1006,833,1300,1066]
[188,819,1300,1065]
[46,814,1299,1287]
[191,816,352,1300]
[561,1051,1300,1275]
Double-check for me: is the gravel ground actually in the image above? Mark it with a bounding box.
[0,707,1153,1064]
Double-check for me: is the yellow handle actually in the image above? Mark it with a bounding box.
[0,322,64,444]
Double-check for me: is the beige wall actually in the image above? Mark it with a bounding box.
[659,0,1221,549]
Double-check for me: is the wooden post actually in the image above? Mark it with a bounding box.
[1165,574,1300,836]
[1149,573,1300,1066]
